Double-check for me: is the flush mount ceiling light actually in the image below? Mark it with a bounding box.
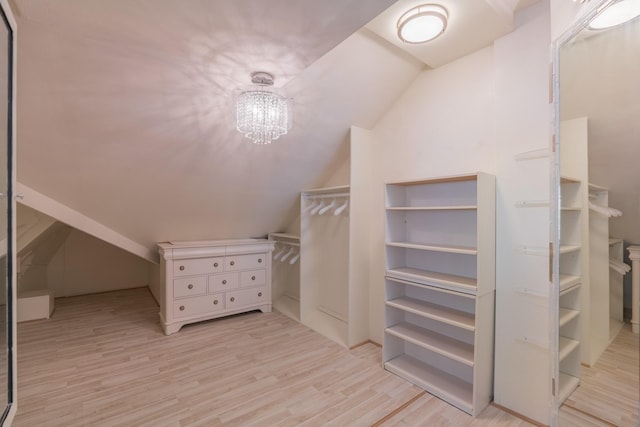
[397,4,448,44]
[589,0,640,30]
[235,71,291,145]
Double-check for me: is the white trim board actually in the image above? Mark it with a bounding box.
[16,182,158,264]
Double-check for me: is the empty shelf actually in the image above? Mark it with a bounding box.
[386,297,475,331]
[559,308,580,327]
[386,205,477,211]
[558,372,580,404]
[386,241,477,255]
[385,354,473,415]
[560,245,581,255]
[514,148,549,161]
[560,275,581,294]
[385,322,474,366]
[386,267,477,294]
[515,200,550,208]
[559,337,580,362]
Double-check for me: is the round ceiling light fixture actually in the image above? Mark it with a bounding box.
[588,0,640,30]
[397,4,448,44]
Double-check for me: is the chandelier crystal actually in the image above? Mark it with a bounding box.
[235,72,291,145]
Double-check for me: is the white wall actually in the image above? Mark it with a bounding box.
[47,229,151,297]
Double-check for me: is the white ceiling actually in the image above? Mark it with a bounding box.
[12,0,529,254]
[366,0,514,67]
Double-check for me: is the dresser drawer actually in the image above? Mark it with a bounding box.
[174,257,224,277]
[174,276,207,298]
[208,272,239,292]
[226,287,267,309]
[173,295,225,318]
[225,253,266,271]
[240,270,266,287]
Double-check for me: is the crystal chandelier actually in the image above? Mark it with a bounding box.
[235,72,291,145]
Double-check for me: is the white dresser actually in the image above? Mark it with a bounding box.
[158,239,275,335]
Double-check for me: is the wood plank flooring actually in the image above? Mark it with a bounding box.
[13,288,534,426]
[561,324,639,427]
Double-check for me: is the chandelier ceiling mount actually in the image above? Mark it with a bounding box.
[235,71,291,145]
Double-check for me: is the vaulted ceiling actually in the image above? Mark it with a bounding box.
[12,0,532,257]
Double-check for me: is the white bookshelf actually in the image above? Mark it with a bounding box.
[558,177,582,405]
[383,173,495,416]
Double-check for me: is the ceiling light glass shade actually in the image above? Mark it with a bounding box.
[589,0,640,30]
[397,4,448,44]
[235,72,291,145]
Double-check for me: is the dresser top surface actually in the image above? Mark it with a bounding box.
[158,238,269,249]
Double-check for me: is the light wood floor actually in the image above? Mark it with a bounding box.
[13,288,534,426]
[560,324,640,427]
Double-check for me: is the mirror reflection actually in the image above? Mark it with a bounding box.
[557,4,640,426]
[0,3,8,417]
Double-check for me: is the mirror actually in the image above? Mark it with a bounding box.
[0,0,14,424]
[553,1,640,425]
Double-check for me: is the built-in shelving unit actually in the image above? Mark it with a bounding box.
[558,177,582,404]
[300,185,369,348]
[268,233,300,322]
[383,173,495,416]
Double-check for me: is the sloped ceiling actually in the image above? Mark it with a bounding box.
[366,0,514,67]
[12,0,526,255]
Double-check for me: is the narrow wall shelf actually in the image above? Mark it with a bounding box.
[514,147,550,161]
[386,297,476,331]
[559,275,581,293]
[386,205,477,211]
[386,322,475,366]
[386,241,478,255]
[558,372,580,404]
[386,267,477,295]
[560,245,581,254]
[515,200,550,208]
[558,336,580,361]
[559,308,580,327]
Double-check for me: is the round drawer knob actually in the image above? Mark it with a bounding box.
[214,262,219,268]
[258,258,263,263]
[188,284,193,290]
[179,305,185,311]
[230,261,235,266]
[251,275,256,281]
[258,292,262,297]
[222,280,227,285]
[213,299,219,305]
[179,266,185,271]
[230,297,235,302]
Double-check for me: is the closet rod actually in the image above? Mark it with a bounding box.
[273,241,300,247]
[304,192,350,200]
